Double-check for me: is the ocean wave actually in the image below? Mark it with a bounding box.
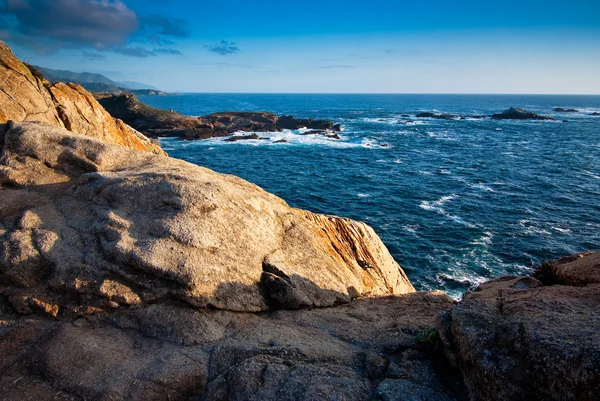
[360,117,400,124]
[191,129,380,149]
[419,195,457,212]
[402,224,419,234]
[551,226,572,234]
[419,195,477,228]
[468,182,495,192]
[471,231,494,245]
[518,220,551,236]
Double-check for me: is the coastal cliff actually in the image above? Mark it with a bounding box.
[0,41,164,155]
[1,41,599,401]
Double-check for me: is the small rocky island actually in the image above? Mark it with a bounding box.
[1,40,599,401]
[96,93,341,140]
[407,108,557,121]
[491,107,556,120]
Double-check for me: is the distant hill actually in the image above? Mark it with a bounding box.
[117,81,159,90]
[34,66,165,95]
[36,67,117,86]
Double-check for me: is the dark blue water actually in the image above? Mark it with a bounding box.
[140,94,600,298]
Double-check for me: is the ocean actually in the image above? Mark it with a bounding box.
[139,93,600,298]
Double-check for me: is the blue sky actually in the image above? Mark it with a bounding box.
[1,0,599,93]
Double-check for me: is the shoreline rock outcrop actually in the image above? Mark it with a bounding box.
[96,93,341,140]
[439,252,600,401]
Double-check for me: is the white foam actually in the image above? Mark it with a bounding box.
[469,183,495,192]
[361,117,400,124]
[419,195,477,228]
[357,193,370,198]
[471,231,494,246]
[402,224,419,234]
[551,226,572,234]
[196,129,375,149]
[419,195,457,212]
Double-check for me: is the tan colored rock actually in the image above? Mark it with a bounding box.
[0,121,414,314]
[0,41,63,127]
[0,40,164,155]
[47,82,164,154]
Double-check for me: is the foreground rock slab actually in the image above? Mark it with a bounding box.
[439,252,600,401]
[0,121,413,316]
[0,291,459,401]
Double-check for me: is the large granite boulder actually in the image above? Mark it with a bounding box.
[439,252,600,401]
[0,121,414,316]
[0,41,164,155]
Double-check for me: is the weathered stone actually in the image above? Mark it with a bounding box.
[0,40,164,155]
[0,121,413,315]
[0,292,459,401]
[439,253,600,401]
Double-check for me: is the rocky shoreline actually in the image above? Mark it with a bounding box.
[96,93,341,140]
[1,40,599,400]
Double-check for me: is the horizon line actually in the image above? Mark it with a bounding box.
[159,92,600,96]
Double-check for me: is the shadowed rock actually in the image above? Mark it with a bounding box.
[0,290,459,401]
[439,252,600,401]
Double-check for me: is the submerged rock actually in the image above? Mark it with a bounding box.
[439,252,600,401]
[491,107,556,121]
[299,129,341,139]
